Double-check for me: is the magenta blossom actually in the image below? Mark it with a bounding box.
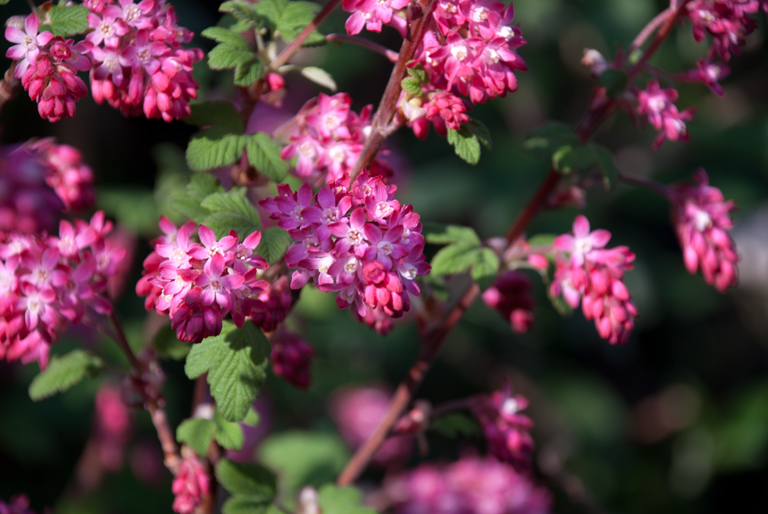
[172,452,209,514]
[5,14,54,78]
[270,329,315,389]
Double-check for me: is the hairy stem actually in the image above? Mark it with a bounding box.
[326,34,399,62]
[630,0,692,74]
[347,0,439,181]
[109,311,181,474]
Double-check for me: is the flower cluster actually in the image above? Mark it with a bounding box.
[330,385,413,466]
[279,93,390,184]
[399,87,471,140]
[250,276,292,332]
[270,329,315,389]
[0,212,126,369]
[482,271,535,334]
[84,0,203,121]
[0,496,37,514]
[471,385,534,470]
[413,0,527,105]
[683,0,765,61]
[342,0,409,34]
[6,14,92,122]
[385,456,552,514]
[636,80,696,150]
[542,215,638,345]
[260,173,430,323]
[172,451,209,514]
[671,169,738,292]
[0,140,95,236]
[136,217,270,343]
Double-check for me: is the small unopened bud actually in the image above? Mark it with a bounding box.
[393,400,431,435]
[267,73,284,92]
[581,48,608,76]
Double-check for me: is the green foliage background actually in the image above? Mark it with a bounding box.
[2,0,768,512]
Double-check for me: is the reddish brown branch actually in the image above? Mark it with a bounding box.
[269,0,344,72]
[347,0,438,181]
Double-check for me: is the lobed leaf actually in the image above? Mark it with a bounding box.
[201,26,251,48]
[213,410,245,450]
[186,128,246,171]
[430,243,482,276]
[470,247,500,291]
[185,322,271,422]
[234,59,265,86]
[48,5,89,36]
[401,77,423,96]
[200,187,262,239]
[447,126,481,165]
[245,133,289,182]
[317,485,377,514]
[220,0,268,27]
[423,223,481,246]
[208,43,256,70]
[185,101,243,133]
[465,119,492,150]
[216,459,277,514]
[29,350,103,401]
[277,0,320,41]
[256,227,293,264]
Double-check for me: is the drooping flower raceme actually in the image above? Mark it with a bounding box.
[636,80,696,150]
[136,218,270,343]
[84,0,203,121]
[342,0,410,34]
[260,173,430,324]
[683,0,764,61]
[0,212,126,369]
[671,168,738,292]
[470,384,534,471]
[172,451,209,514]
[542,215,638,345]
[250,275,293,332]
[279,93,391,184]
[6,14,92,122]
[270,329,315,389]
[413,0,528,105]
[385,456,552,514]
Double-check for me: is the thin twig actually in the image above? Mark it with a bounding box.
[630,7,674,51]
[618,172,673,200]
[269,0,344,72]
[326,34,399,62]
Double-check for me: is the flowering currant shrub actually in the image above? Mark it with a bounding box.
[0,0,763,513]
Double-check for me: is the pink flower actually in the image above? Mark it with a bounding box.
[553,214,611,268]
[330,385,413,466]
[172,452,209,514]
[685,0,760,60]
[385,456,552,514]
[270,329,315,389]
[343,0,410,34]
[636,81,696,150]
[5,14,54,78]
[671,169,738,292]
[250,276,292,332]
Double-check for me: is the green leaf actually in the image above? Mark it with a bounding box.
[213,410,245,450]
[406,65,428,83]
[217,459,277,514]
[177,418,217,456]
[0,0,11,5]
[200,187,262,239]
[234,59,265,86]
[470,247,500,291]
[301,30,327,47]
[598,69,628,98]
[245,133,289,182]
[209,43,256,70]
[202,26,252,48]
[317,485,377,514]
[220,0,267,27]
[170,172,224,222]
[185,322,271,422]
[185,101,243,133]
[260,431,350,501]
[243,408,261,427]
[153,324,192,360]
[431,412,481,438]
[48,5,89,36]
[277,0,320,41]
[423,223,480,246]
[189,172,224,200]
[591,144,618,190]
[29,350,103,401]
[446,126,481,165]
[250,0,286,27]
[430,242,481,276]
[186,128,246,171]
[465,119,492,150]
[170,195,213,222]
[552,144,595,174]
[301,67,337,91]
[401,77,423,96]
[256,227,293,264]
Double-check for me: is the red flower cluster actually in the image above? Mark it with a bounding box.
[136,217,270,343]
[0,212,125,368]
[482,271,535,334]
[260,173,430,324]
[270,329,315,389]
[471,384,534,470]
